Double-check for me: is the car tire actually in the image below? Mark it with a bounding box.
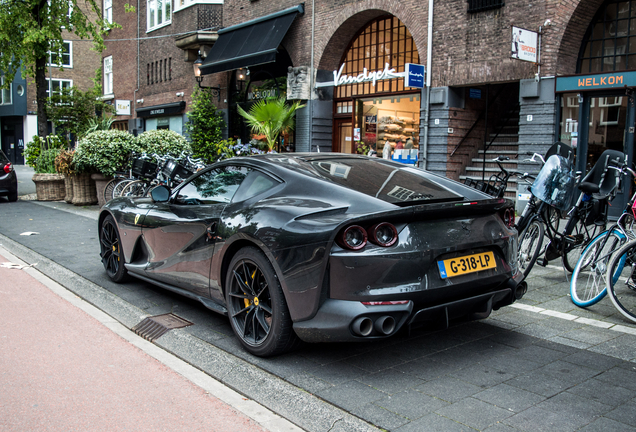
[8,190,18,202]
[99,215,128,282]
[225,246,299,357]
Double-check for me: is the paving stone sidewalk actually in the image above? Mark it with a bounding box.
[1,199,635,432]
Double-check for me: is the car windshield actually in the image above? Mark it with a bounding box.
[305,158,463,205]
[0,149,8,163]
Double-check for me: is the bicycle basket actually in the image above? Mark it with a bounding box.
[162,159,193,181]
[530,154,576,211]
[132,158,158,178]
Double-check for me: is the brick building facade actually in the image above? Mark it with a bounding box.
[100,0,635,213]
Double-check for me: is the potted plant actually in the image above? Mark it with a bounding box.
[236,97,305,153]
[25,135,66,201]
[74,130,141,207]
[54,149,76,203]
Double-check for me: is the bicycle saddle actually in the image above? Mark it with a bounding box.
[578,149,625,197]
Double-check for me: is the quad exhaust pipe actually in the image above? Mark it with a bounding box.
[515,281,528,300]
[352,315,396,337]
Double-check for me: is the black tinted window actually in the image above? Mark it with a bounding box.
[176,166,249,205]
[309,159,462,204]
[232,170,280,202]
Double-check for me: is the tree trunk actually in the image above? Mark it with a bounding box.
[35,54,48,139]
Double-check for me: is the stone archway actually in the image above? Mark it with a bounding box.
[315,1,427,72]
[549,0,606,76]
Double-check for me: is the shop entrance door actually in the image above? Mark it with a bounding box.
[1,117,24,165]
[575,92,635,218]
[334,119,352,153]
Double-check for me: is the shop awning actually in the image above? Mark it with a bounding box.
[199,4,304,75]
[136,101,185,118]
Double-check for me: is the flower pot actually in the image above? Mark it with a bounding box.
[91,173,113,207]
[32,173,65,201]
[63,174,74,203]
[71,173,98,206]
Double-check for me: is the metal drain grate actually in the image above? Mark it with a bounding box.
[132,313,193,341]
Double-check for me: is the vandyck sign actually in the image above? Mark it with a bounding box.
[316,63,407,88]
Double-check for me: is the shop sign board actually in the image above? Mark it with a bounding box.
[511,26,537,63]
[116,100,131,115]
[556,71,636,92]
[315,63,405,88]
[404,63,425,88]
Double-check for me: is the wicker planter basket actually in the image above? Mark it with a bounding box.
[63,174,74,203]
[71,173,98,206]
[32,173,65,201]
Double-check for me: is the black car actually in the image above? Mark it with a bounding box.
[99,153,525,356]
[0,150,18,202]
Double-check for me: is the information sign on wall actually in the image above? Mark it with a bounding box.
[116,100,131,115]
[511,26,537,63]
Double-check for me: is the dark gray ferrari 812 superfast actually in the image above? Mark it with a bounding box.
[99,153,525,356]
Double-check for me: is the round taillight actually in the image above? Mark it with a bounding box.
[370,222,398,247]
[503,208,515,229]
[3,163,11,174]
[339,225,367,250]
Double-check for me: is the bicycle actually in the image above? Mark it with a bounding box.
[516,146,622,277]
[570,164,636,307]
[605,233,636,323]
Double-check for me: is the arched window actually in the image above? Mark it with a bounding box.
[578,0,636,73]
[335,16,420,99]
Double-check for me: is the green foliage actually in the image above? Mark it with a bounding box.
[185,87,226,163]
[236,97,305,152]
[136,129,192,162]
[35,148,62,174]
[124,3,136,13]
[355,141,371,155]
[0,0,113,137]
[24,135,65,168]
[46,86,115,143]
[74,130,141,176]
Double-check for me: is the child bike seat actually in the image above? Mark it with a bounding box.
[578,149,625,198]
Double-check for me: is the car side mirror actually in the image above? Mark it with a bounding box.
[150,185,171,202]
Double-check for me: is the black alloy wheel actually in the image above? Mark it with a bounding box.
[100,215,128,282]
[225,247,298,357]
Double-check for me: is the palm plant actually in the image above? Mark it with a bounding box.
[237,97,305,152]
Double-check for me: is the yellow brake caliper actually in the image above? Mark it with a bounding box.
[243,269,258,308]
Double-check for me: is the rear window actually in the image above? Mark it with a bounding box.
[308,158,463,205]
[0,150,8,163]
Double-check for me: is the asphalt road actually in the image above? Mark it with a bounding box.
[1,198,636,432]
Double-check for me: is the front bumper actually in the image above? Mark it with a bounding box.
[292,275,526,343]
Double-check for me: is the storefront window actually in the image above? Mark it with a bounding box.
[354,95,420,157]
[586,95,627,168]
[559,93,580,149]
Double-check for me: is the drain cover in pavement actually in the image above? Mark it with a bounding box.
[132,313,193,341]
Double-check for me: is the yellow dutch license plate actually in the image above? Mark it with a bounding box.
[437,252,496,279]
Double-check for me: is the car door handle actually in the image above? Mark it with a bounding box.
[206,223,217,242]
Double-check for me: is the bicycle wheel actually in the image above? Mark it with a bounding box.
[518,219,544,277]
[120,180,147,197]
[103,178,120,203]
[543,206,561,233]
[112,179,133,198]
[606,239,636,323]
[562,216,605,273]
[570,229,626,307]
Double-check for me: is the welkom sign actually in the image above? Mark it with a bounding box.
[556,70,636,92]
[316,63,425,88]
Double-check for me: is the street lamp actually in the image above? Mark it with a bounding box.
[193,51,221,101]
